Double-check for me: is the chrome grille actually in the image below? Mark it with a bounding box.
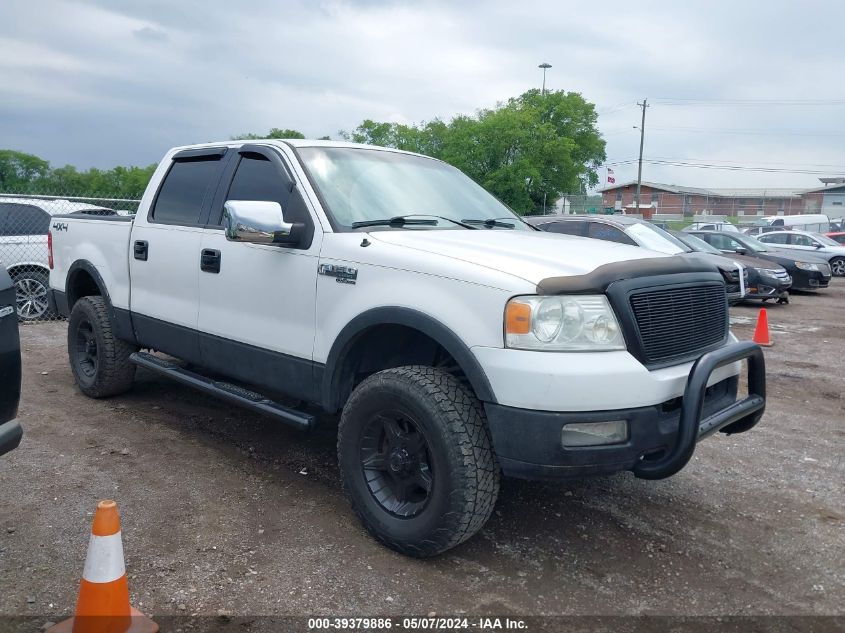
[629,284,728,366]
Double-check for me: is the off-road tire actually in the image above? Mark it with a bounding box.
[68,296,137,398]
[338,365,500,557]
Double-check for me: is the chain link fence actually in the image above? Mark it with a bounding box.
[0,192,139,323]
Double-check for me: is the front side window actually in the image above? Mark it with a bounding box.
[703,233,736,251]
[151,156,222,225]
[221,153,313,245]
[296,147,530,231]
[790,233,816,247]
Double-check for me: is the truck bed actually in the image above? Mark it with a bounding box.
[49,214,135,311]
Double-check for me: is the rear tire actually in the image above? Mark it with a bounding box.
[338,366,500,557]
[830,257,845,277]
[68,296,137,398]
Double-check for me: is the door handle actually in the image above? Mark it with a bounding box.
[200,249,221,274]
[133,240,148,261]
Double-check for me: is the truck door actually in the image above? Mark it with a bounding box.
[128,148,228,364]
[197,145,321,401]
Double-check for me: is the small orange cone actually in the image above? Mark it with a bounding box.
[753,307,773,347]
[48,501,157,633]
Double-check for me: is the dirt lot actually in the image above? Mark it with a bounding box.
[1,283,843,625]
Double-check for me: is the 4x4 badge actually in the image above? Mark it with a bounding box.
[318,263,358,285]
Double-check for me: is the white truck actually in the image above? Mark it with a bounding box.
[48,140,766,557]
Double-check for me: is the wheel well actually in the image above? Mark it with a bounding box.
[66,269,102,309]
[7,263,49,280]
[331,324,466,410]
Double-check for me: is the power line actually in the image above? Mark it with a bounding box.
[651,97,845,107]
[605,158,843,175]
[645,125,845,138]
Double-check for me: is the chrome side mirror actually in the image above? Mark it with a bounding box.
[222,200,303,246]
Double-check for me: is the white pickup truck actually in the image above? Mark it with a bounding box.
[48,140,766,557]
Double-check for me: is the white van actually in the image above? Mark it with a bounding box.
[745,214,830,236]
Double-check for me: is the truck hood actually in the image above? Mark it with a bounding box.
[368,229,667,285]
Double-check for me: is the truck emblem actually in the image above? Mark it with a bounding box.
[52,222,68,232]
[318,263,358,285]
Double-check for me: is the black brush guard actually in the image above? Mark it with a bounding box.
[633,341,766,480]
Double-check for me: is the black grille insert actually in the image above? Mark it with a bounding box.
[629,284,727,365]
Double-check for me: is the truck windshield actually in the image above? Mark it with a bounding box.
[296,147,530,231]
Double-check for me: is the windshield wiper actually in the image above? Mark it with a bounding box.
[461,217,516,229]
[352,214,478,230]
[351,216,438,229]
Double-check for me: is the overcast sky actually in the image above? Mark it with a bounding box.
[1,0,843,191]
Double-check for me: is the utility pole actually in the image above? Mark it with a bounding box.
[538,63,552,95]
[635,98,648,213]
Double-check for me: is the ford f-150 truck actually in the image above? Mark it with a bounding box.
[48,140,766,557]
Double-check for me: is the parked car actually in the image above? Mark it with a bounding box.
[671,231,791,303]
[689,230,832,291]
[824,232,845,245]
[745,214,831,235]
[0,265,23,456]
[48,139,766,557]
[682,221,740,233]
[525,215,748,304]
[0,197,114,320]
[755,230,845,277]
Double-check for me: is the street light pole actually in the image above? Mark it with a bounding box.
[538,63,551,95]
[635,98,648,213]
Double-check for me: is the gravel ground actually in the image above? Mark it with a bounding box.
[1,283,843,624]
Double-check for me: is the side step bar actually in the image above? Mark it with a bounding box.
[130,352,315,431]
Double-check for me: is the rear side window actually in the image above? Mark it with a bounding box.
[542,221,585,236]
[587,222,635,245]
[151,157,222,225]
[0,203,50,236]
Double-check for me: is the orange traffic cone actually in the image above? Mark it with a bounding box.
[752,308,772,347]
[48,501,157,633]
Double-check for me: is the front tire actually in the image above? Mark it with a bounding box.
[830,257,845,277]
[68,296,138,398]
[338,366,500,557]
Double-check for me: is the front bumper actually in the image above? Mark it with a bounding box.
[484,342,766,481]
[791,268,831,290]
[746,272,791,300]
[0,419,23,457]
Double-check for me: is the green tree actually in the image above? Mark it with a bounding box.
[0,150,50,191]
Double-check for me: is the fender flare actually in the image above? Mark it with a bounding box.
[66,260,112,309]
[322,306,497,411]
[64,260,135,342]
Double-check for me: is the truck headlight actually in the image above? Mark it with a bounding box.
[505,295,626,351]
[795,262,819,271]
